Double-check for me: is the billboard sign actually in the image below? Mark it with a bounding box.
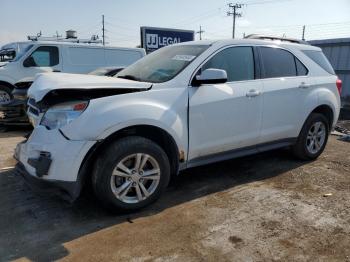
[141,27,195,54]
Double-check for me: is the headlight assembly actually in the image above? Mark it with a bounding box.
[40,101,88,130]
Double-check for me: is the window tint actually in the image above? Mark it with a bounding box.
[302,50,335,75]
[295,58,308,76]
[260,47,297,78]
[28,46,59,67]
[202,46,255,82]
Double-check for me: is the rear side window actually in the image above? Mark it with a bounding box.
[260,47,297,78]
[68,47,105,65]
[296,59,308,76]
[202,46,255,82]
[302,50,335,75]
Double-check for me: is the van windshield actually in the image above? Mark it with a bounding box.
[116,45,209,83]
[12,44,33,62]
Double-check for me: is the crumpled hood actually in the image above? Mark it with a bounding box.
[28,73,152,102]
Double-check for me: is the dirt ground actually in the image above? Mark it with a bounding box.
[0,129,349,262]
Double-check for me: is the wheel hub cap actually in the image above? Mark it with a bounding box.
[306,121,326,154]
[0,90,11,104]
[110,153,161,204]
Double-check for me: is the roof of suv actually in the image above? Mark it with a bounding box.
[178,38,321,51]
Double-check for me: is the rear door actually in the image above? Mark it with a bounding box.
[188,46,264,161]
[258,46,313,144]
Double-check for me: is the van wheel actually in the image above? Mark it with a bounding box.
[293,113,329,160]
[92,136,170,212]
[0,85,12,105]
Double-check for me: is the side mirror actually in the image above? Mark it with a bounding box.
[195,68,227,86]
[23,57,37,67]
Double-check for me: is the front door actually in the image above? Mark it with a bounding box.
[188,46,263,161]
[20,45,61,79]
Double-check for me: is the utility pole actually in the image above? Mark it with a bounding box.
[227,3,242,39]
[196,25,205,40]
[302,25,306,41]
[102,14,105,46]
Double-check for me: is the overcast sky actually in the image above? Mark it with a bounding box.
[1,0,350,47]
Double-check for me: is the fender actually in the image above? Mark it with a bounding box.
[61,87,189,157]
[0,72,16,86]
[297,86,340,136]
[317,86,340,127]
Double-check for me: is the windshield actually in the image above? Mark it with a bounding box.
[12,44,33,62]
[116,45,209,83]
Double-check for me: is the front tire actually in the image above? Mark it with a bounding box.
[0,85,13,105]
[293,113,329,160]
[92,136,171,212]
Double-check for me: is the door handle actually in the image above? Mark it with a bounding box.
[53,70,61,72]
[299,82,310,89]
[246,89,261,98]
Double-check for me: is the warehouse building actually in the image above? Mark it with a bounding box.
[309,38,350,108]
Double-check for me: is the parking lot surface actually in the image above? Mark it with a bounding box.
[0,130,349,261]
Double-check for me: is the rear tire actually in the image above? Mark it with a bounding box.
[92,136,171,212]
[0,85,13,105]
[293,113,329,160]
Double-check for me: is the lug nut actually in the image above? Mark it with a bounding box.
[132,182,137,187]
[139,178,144,183]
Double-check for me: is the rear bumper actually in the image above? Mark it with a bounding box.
[0,99,29,125]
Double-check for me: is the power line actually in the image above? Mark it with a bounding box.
[243,0,293,5]
[227,3,243,39]
[171,7,224,27]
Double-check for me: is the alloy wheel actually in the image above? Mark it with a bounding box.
[0,90,11,104]
[306,121,326,154]
[110,153,161,204]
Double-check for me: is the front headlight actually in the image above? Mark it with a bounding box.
[40,101,89,130]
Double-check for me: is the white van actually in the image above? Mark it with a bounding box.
[0,41,145,104]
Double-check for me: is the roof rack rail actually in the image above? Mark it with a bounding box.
[244,34,309,45]
[27,34,102,44]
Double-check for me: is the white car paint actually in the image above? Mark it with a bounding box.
[18,38,341,198]
[0,41,145,87]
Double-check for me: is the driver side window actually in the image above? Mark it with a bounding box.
[25,46,59,67]
[202,46,255,82]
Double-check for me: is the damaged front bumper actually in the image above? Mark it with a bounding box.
[14,126,96,201]
[0,99,29,126]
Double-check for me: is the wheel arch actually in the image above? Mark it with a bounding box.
[78,124,183,188]
[310,104,334,130]
[300,104,334,134]
[0,81,15,90]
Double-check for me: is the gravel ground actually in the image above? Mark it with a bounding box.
[0,130,349,262]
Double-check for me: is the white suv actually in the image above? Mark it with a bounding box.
[15,38,341,211]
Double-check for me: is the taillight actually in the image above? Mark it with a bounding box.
[336,79,342,95]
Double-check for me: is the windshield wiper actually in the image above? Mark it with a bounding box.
[117,75,141,81]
